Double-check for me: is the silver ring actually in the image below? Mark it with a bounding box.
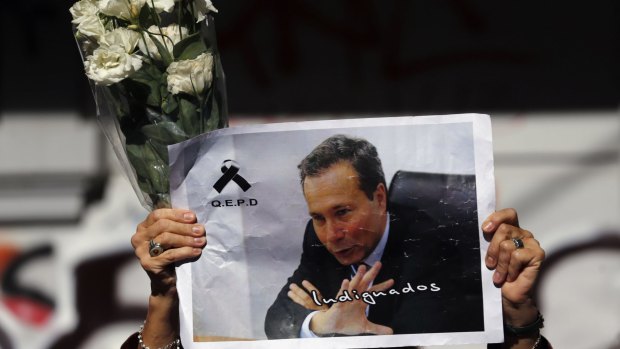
[149,239,165,257]
[511,238,525,249]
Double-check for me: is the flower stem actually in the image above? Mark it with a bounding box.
[147,0,170,52]
[138,30,154,61]
[188,0,197,33]
[177,0,184,40]
[188,72,206,133]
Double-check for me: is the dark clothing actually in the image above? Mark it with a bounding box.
[121,332,139,349]
[264,210,485,339]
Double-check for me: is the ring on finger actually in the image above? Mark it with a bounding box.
[511,237,525,249]
[149,239,165,257]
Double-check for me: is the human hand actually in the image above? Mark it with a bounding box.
[482,208,545,327]
[288,280,329,311]
[131,209,206,296]
[309,262,394,336]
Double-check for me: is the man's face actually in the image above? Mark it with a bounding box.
[303,161,387,266]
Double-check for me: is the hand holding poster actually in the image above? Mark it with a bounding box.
[169,114,501,348]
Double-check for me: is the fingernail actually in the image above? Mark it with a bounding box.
[493,271,501,284]
[486,255,495,264]
[483,222,493,232]
[194,237,205,244]
[192,225,203,235]
[193,248,201,255]
[184,212,195,221]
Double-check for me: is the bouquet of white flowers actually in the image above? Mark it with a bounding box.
[71,0,228,209]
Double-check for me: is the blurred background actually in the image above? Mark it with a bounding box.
[0,1,619,348]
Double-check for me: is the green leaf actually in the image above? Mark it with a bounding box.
[199,18,219,53]
[141,121,188,144]
[173,32,207,61]
[126,144,154,193]
[206,97,220,132]
[126,142,169,196]
[132,63,163,82]
[100,85,130,119]
[146,139,169,160]
[161,94,178,114]
[143,141,169,194]
[128,64,163,107]
[178,97,199,136]
[159,79,169,103]
[147,31,174,66]
[145,106,168,123]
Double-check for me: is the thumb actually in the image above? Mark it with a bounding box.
[365,322,393,335]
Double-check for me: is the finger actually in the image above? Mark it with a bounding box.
[502,249,545,304]
[133,221,204,254]
[155,246,203,265]
[144,208,197,227]
[287,287,313,308]
[349,264,367,291]
[369,279,394,293]
[150,231,207,251]
[139,246,202,273]
[289,282,306,296]
[289,283,314,305]
[134,235,206,263]
[146,219,205,240]
[364,322,393,336]
[506,238,544,283]
[359,262,383,291]
[481,208,519,234]
[486,224,532,269]
[493,238,521,285]
[338,279,350,297]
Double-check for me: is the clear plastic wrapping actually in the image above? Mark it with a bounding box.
[72,1,227,210]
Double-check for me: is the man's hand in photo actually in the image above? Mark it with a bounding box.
[309,262,394,336]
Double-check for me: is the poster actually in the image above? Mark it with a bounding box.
[170,114,501,348]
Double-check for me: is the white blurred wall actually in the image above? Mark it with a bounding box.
[493,113,620,349]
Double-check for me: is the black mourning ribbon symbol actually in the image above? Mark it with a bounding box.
[213,160,251,193]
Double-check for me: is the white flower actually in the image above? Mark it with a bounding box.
[69,0,99,24]
[75,15,106,40]
[138,25,189,61]
[192,0,218,23]
[166,52,214,95]
[149,0,176,13]
[85,45,143,85]
[98,0,146,21]
[101,27,141,53]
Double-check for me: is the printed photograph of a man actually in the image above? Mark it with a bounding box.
[264,134,484,338]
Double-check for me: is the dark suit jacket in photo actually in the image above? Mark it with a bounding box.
[264,172,484,339]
